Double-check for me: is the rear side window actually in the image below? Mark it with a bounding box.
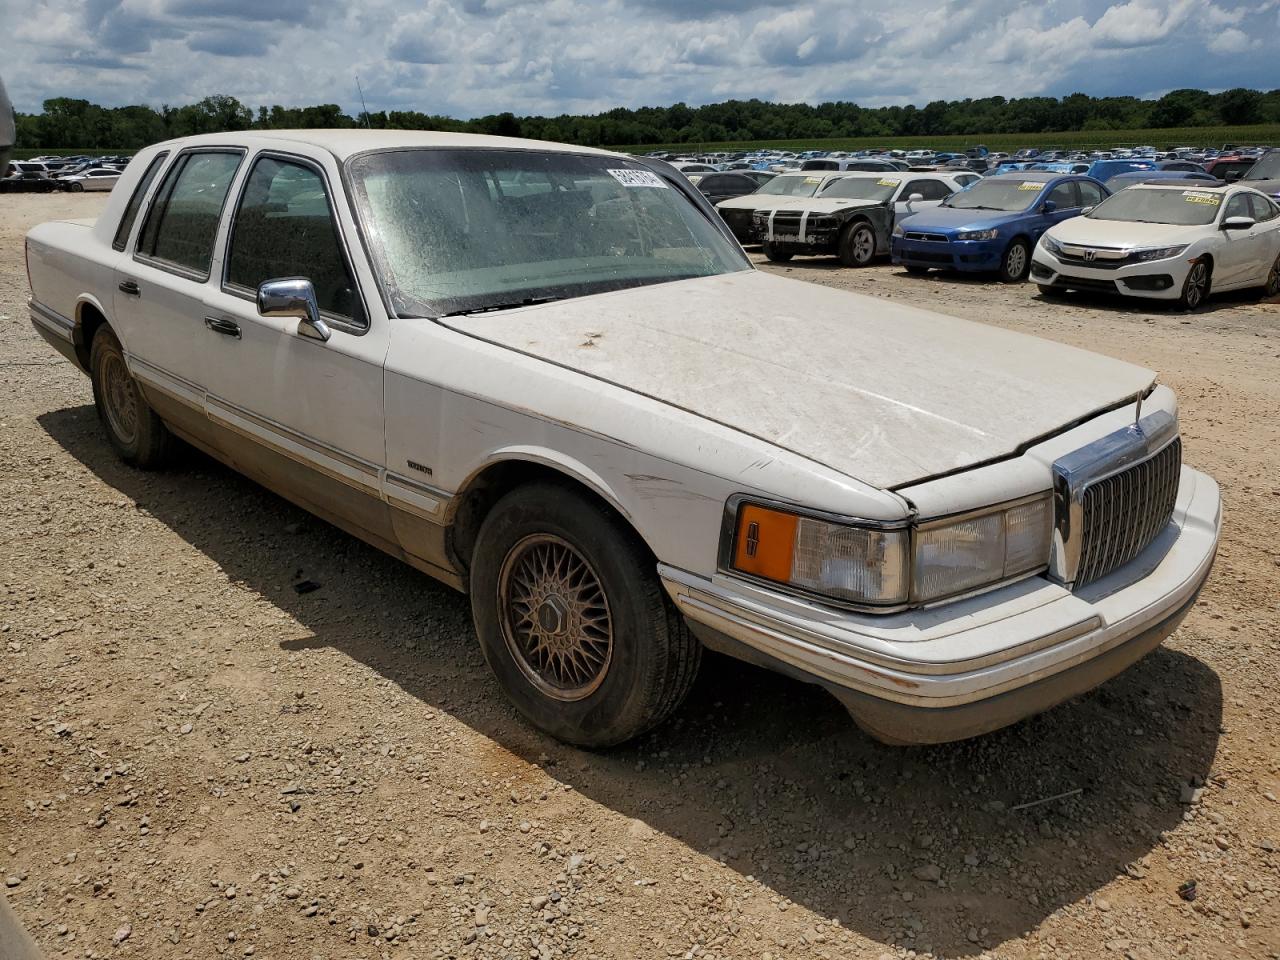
[137,151,242,278]
[225,156,360,322]
[1077,180,1105,207]
[112,152,168,252]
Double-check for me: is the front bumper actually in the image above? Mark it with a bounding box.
[661,466,1220,744]
[891,235,1005,272]
[1031,248,1190,299]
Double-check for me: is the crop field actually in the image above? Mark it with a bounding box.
[611,123,1280,155]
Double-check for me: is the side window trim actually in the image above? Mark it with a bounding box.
[220,150,369,333]
[112,150,170,252]
[133,146,247,283]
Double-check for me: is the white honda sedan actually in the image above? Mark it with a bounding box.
[1031,181,1280,309]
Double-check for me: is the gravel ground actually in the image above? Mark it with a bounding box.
[2,192,1278,960]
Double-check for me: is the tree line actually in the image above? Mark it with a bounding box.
[12,87,1280,151]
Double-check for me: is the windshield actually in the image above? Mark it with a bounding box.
[945,179,1043,211]
[348,149,749,317]
[819,177,901,201]
[756,174,824,197]
[1088,188,1222,226]
[1251,151,1280,180]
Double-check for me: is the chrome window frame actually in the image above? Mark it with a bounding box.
[1049,408,1179,587]
[133,146,247,284]
[112,150,170,253]
[220,149,370,334]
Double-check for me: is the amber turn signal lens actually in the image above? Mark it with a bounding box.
[732,504,797,582]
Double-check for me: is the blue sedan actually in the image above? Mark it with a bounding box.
[891,172,1109,281]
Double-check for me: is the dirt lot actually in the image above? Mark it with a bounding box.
[2,192,1279,960]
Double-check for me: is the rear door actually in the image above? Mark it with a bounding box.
[113,148,245,416]
[199,149,393,537]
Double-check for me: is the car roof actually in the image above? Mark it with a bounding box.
[983,171,1060,182]
[1128,180,1237,191]
[156,129,619,161]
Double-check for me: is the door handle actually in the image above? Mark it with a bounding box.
[118,279,140,296]
[204,316,241,339]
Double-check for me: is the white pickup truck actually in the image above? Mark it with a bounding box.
[26,130,1221,747]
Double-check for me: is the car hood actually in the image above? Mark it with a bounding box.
[899,206,1025,232]
[439,271,1154,490]
[1047,217,1207,247]
[717,191,816,211]
[765,197,891,215]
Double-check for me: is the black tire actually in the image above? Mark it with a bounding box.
[762,241,793,262]
[68,181,84,193]
[1264,253,1280,299]
[1037,283,1066,298]
[838,222,877,267]
[999,238,1031,282]
[470,482,701,747]
[89,326,173,469]
[1178,257,1211,311]
[904,265,930,276]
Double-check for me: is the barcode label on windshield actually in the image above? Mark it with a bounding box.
[1182,191,1220,204]
[609,169,668,188]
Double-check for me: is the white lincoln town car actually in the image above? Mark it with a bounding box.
[25,131,1221,747]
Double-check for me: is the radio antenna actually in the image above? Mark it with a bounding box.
[355,75,372,128]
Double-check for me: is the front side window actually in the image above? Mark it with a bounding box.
[1077,181,1105,207]
[113,151,169,252]
[904,180,952,201]
[1047,181,1079,209]
[348,149,749,317]
[226,156,360,321]
[137,151,242,277]
[1247,193,1279,221]
[1223,194,1251,221]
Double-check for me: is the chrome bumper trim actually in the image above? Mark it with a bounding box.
[29,299,74,341]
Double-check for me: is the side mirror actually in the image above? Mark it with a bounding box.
[1221,216,1255,230]
[258,278,330,342]
[1080,205,1095,215]
[908,192,925,203]
[1042,200,1057,214]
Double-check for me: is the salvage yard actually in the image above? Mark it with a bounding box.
[2,191,1279,960]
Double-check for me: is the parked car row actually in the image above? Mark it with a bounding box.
[24,130,1222,750]
[2,155,125,193]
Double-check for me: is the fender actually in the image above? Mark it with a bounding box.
[452,446,635,524]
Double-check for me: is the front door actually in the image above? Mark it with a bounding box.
[1215,193,1270,287]
[198,151,393,541]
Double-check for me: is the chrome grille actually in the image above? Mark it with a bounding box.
[1075,438,1181,586]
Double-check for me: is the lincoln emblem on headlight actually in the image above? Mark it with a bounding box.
[745,521,760,558]
[1083,249,1097,262]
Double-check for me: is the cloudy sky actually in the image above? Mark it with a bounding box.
[3,0,1279,117]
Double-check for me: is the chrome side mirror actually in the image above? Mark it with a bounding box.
[1221,216,1255,230]
[257,278,330,342]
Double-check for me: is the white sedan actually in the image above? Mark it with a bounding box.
[25,130,1220,747]
[59,168,123,192]
[1031,181,1280,309]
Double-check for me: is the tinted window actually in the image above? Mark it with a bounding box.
[138,151,242,276]
[112,152,168,252]
[226,157,359,321]
[1077,180,1105,207]
[904,179,951,201]
[1047,182,1078,209]
[1216,162,1253,182]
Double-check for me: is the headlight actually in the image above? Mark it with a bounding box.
[1041,236,1063,256]
[726,495,1052,609]
[1133,244,1187,261]
[957,229,999,241]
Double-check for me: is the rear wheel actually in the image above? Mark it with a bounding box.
[1264,253,1280,299]
[762,241,793,262]
[999,238,1031,282]
[90,326,172,468]
[838,222,877,267]
[1178,258,1211,311]
[470,482,701,747]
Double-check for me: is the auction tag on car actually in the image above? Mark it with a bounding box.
[1182,191,1220,204]
[877,178,900,187]
[608,169,668,188]
[1019,181,1042,190]
[803,176,822,184]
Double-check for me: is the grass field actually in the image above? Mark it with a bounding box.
[609,124,1280,155]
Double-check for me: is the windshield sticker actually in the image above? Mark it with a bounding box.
[1019,181,1043,190]
[877,178,901,187]
[803,176,822,184]
[608,169,668,188]
[1182,191,1220,205]
[686,175,703,183]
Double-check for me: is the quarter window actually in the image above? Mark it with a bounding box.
[225,157,360,322]
[137,151,242,277]
[112,152,168,252]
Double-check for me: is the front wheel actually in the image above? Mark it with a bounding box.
[90,326,173,468]
[68,181,84,193]
[469,483,701,747]
[999,238,1031,282]
[761,241,793,262]
[1264,253,1280,299]
[838,222,877,267]
[1178,258,1211,311]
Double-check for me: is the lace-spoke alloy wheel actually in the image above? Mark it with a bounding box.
[99,351,139,447]
[89,326,173,469]
[498,534,614,701]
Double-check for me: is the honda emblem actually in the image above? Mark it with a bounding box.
[1083,249,1097,262]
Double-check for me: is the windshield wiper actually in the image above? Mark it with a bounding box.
[438,295,563,318]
